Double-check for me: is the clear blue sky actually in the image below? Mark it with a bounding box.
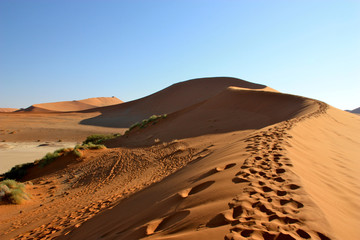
[1,0,359,110]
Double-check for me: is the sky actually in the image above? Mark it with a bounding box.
[0,0,359,110]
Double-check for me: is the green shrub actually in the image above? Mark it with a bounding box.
[83,133,121,145]
[1,144,106,181]
[0,179,31,204]
[72,142,105,157]
[39,151,60,167]
[128,114,167,132]
[73,148,82,157]
[4,162,35,181]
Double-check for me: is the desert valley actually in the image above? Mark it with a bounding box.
[0,77,359,240]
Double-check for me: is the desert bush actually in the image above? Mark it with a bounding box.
[128,114,167,132]
[38,148,66,167]
[3,162,35,181]
[83,133,121,145]
[72,142,106,157]
[1,144,105,181]
[0,179,30,204]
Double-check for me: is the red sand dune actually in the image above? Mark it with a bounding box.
[1,77,359,240]
[350,107,360,113]
[0,108,19,112]
[80,77,277,128]
[18,96,122,112]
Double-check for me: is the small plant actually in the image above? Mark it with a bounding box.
[128,114,167,132]
[1,144,106,181]
[3,162,34,180]
[38,147,70,167]
[72,142,106,157]
[83,133,121,145]
[0,179,31,204]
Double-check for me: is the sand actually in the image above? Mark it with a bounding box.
[0,142,78,174]
[0,108,19,112]
[19,96,122,112]
[0,77,359,240]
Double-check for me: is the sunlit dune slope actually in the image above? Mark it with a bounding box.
[60,89,360,240]
[79,77,277,128]
[107,87,316,146]
[18,97,122,112]
[350,107,360,113]
[1,78,359,240]
[0,108,18,112]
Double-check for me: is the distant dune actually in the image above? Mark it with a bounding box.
[18,96,122,112]
[80,77,277,128]
[1,77,359,240]
[350,107,360,113]
[0,108,19,112]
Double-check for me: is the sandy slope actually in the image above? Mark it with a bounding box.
[19,97,122,112]
[350,107,360,114]
[79,77,277,128]
[0,108,19,112]
[0,78,359,240]
[0,111,125,142]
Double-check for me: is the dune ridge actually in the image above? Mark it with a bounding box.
[0,108,19,112]
[18,97,122,112]
[350,107,360,114]
[1,78,359,240]
[79,77,277,128]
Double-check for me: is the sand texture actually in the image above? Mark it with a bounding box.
[18,96,122,112]
[0,108,19,112]
[0,77,359,240]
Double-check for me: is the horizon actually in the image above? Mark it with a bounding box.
[1,0,359,110]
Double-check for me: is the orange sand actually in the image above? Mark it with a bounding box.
[0,77,359,240]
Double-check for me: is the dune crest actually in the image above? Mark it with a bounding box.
[79,77,277,128]
[0,108,19,112]
[1,78,359,240]
[18,96,122,112]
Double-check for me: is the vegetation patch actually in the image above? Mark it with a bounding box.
[3,162,35,181]
[128,114,167,132]
[1,143,106,181]
[83,133,121,145]
[0,179,31,204]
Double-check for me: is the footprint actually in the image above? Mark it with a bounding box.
[276,168,286,174]
[152,210,190,233]
[240,229,253,237]
[250,169,257,174]
[262,186,273,192]
[279,199,304,209]
[262,232,277,240]
[206,213,231,228]
[296,229,311,239]
[288,184,300,190]
[283,216,299,224]
[188,181,215,195]
[276,190,287,196]
[232,177,249,183]
[178,188,192,198]
[317,232,331,240]
[232,205,243,218]
[276,232,296,240]
[178,181,215,198]
[235,171,250,178]
[274,177,286,182]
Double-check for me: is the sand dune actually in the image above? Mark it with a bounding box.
[0,108,19,112]
[18,96,122,112]
[0,78,359,240]
[350,107,360,114]
[80,77,277,128]
[108,87,317,146]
